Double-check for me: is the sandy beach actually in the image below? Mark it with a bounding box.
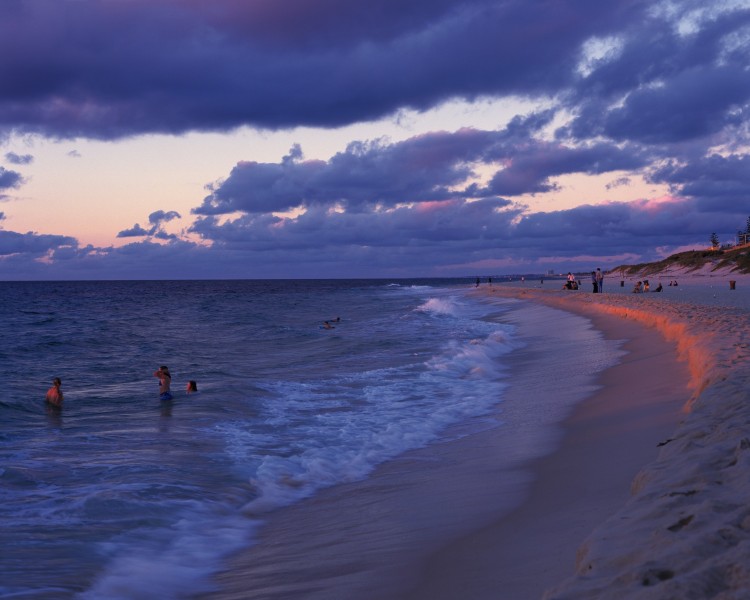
[403,310,690,600]
[479,270,750,598]
[199,271,750,599]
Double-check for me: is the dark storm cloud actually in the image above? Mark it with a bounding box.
[4,0,750,279]
[601,65,750,144]
[564,6,750,145]
[0,0,639,139]
[0,1,747,151]
[191,197,518,251]
[194,133,485,215]
[192,188,723,263]
[195,125,647,215]
[0,167,23,190]
[4,152,33,165]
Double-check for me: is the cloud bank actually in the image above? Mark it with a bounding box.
[1,0,749,278]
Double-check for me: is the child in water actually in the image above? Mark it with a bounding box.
[154,366,173,401]
[45,377,63,407]
[186,380,198,393]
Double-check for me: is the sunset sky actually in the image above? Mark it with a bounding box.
[1,0,749,279]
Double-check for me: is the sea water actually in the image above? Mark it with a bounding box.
[0,280,620,599]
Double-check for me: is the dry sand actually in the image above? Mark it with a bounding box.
[480,270,750,599]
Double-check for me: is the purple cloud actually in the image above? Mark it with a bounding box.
[0,0,642,139]
[0,192,743,280]
[4,152,33,165]
[0,229,76,257]
[486,142,648,196]
[564,7,750,145]
[649,154,750,213]
[2,0,750,279]
[117,223,150,238]
[148,210,181,227]
[195,125,647,216]
[117,210,182,238]
[0,167,23,190]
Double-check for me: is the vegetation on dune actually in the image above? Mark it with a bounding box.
[611,246,750,276]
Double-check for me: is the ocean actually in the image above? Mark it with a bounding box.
[0,280,622,599]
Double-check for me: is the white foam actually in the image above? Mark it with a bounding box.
[235,315,519,516]
[414,296,460,316]
[77,512,256,600]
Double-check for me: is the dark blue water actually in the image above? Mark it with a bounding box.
[2,279,553,598]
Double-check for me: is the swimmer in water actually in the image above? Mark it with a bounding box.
[154,366,173,401]
[45,377,64,407]
[322,321,335,329]
[186,380,198,393]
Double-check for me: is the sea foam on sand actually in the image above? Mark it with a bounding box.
[489,272,750,599]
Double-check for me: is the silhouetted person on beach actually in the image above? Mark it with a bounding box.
[45,377,63,407]
[596,268,604,292]
[654,283,663,292]
[591,271,599,293]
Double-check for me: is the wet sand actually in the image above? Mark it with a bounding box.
[402,309,689,599]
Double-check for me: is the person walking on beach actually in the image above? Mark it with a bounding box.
[154,366,173,401]
[591,271,599,293]
[596,268,604,293]
[45,377,64,407]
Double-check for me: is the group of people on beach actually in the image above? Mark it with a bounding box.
[562,268,604,292]
[632,280,670,293]
[44,367,198,409]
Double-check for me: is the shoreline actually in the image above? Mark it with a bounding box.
[401,298,691,599]
[480,282,750,598]
[199,292,695,599]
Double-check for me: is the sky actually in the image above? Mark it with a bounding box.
[1,0,749,280]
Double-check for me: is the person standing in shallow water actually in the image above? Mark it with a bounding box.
[45,377,63,407]
[596,268,604,293]
[154,366,173,401]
